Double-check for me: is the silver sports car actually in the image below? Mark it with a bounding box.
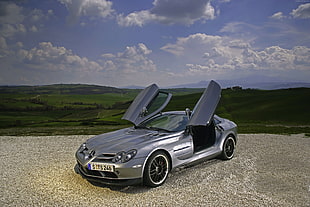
[74,80,237,187]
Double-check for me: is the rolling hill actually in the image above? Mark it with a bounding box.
[0,84,309,135]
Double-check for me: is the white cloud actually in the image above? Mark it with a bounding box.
[0,36,10,58]
[29,9,46,22]
[100,43,156,73]
[291,3,310,19]
[270,12,286,20]
[0,2,53,38]
[16,41,23,48]
[101,53,115,59]
[0,40,158,85]
[220,22,259,35]
[0,37,8,49]
[0,2,26,37]
[117,0,215,26]
[30,25,38,32]
[271,3,310,20]
[1,40,118,85]
[1,23,26,37]
[219,20,310,50]
[161,33,223,56]
[48,10,54,15]
[58,0,114,24]
[0,2,24,24]
[161,33,310,75]
[117,10,156,27]
[20,42,103,72]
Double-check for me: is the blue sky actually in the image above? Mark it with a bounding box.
[0,0,309,87]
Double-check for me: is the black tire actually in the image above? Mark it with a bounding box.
[220,136,235,160]
[143,151,170,187]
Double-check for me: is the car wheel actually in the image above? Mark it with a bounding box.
[221,136,235,160]
[143,151,170,187]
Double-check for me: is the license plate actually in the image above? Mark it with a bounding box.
[88,162,114,172]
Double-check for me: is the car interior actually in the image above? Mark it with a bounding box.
[190,120,216,152]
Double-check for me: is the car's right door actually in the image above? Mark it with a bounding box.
[122,84,172,126]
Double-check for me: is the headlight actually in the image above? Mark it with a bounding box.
[112,151,125,163]
[112,149,137,163]
[124,149,137,162]
[78,143,87,152]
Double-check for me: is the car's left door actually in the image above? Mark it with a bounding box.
[186,80,221,152]
[187,80,221,126]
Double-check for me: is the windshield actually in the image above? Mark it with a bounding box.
[138,114,189,132]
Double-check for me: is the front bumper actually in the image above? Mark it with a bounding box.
[74,164,143,186]
[75,147,146,186]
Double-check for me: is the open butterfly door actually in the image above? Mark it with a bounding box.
[187,80,221,126]
[122,84,172,126]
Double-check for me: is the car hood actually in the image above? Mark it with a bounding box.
[85,127,172,155]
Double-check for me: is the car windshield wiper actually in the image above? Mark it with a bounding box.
[135,125,149,130]
[148,127,172,133]
[135,125,172,133]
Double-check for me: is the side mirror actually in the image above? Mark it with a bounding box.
[140,106,148,117]
[185,108,191,119]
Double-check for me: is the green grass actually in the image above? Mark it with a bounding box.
[167,88,310,125]
[0,84,309,135]
[164,87,310,136]
[0,93,136,110]
[0,125,129,136]
[0,84,125,95]
[237,123,310,135]
[218,88,310,125]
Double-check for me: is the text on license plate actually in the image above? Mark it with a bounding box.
[88,163,114,172]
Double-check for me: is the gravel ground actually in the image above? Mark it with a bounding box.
[0,134,309,207]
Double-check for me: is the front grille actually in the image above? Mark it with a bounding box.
[92,153,115,162]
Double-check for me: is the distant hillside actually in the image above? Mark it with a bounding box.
[169,80,310,90]
[166,87,310,125]
[0,84,309,135]
[0,84,125,95]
